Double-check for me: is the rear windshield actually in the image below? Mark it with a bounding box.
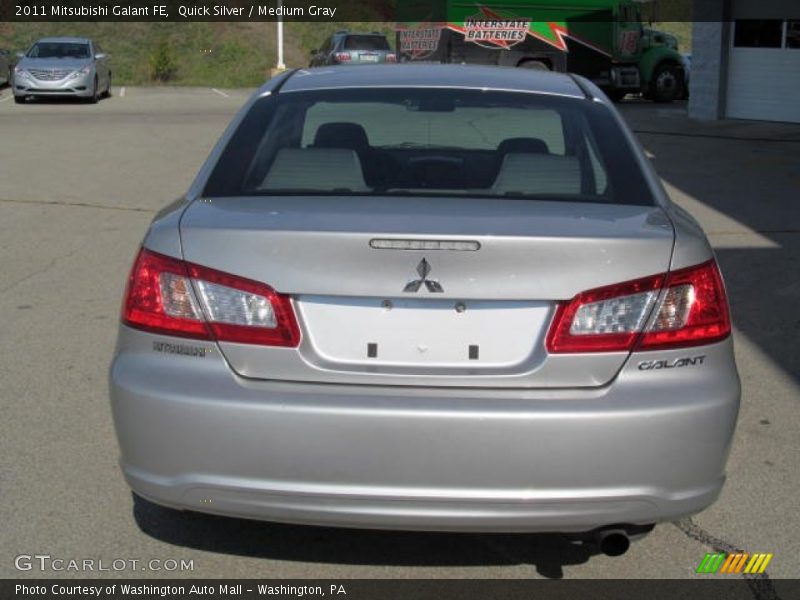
[205,88,655,206]
[28,42,91,59]
[344,35,390,50]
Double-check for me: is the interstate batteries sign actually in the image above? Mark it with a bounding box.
[397,6,592,60]
[452,5,569,50]
[398,26,443,59]
[398,7,574,55]
[462,17,530,48]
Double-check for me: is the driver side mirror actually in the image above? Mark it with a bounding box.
[95,53,107,60]
[16,51,25,59]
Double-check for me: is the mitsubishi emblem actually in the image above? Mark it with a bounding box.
[403,258,444,293]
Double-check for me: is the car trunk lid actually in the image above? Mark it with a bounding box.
[179,195,674,388]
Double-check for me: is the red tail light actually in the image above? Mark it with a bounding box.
[546,260,731,353]
[385,53,398,62]
[334,52,352,61]
[122,248,301,347]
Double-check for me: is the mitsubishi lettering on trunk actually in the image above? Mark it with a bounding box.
[110,65,740,553]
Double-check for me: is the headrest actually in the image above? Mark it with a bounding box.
[260,148,369,192]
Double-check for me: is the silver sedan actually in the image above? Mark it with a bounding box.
[110,65,740,556]
[13,37,111,104]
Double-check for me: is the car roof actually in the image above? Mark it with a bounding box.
[278,65,586,98]
[35,37,93,44]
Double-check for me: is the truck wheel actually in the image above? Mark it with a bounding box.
[650,63,681,103]
[518,60,549,71]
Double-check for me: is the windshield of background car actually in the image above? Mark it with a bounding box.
[204,88,655,206]
[27,42,91,59]
[344,35,390,50]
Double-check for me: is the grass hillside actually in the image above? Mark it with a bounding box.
[0,22,313,86]
[0,21,396,86]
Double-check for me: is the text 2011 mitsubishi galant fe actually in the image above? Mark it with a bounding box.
[110,65,740,556]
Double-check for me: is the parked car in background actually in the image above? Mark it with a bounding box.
[309,30,396,66]
[111,65,740,556]
[0,49,12,86]
[13,37,111,104]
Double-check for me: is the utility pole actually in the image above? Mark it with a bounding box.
[269,0,286,77]
[276,0,286,71]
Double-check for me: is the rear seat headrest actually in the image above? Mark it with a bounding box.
[497,137,550,155]
[260,148,369,192]
[313,122,370,152]
[492,153,581,196]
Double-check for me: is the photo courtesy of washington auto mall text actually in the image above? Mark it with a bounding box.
[14,583,348,597]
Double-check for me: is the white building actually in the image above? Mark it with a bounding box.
[689,0,800,123]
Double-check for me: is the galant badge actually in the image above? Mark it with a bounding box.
[404,258,444,293]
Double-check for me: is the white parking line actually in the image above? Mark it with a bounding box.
[211,88,230,98]
[119,86,126,97]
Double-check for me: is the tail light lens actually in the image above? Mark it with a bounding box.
[122,248,300,347]
[385,53,398,62]
[334,52,352,61]
[546,260,730,353]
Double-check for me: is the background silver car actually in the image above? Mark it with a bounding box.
[13,36,111,104]
[110,66,740,556]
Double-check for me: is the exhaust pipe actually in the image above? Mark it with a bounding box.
[597,530,631,557]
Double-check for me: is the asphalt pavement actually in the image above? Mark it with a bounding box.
[0,86,798,585]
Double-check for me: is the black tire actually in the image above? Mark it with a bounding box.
[649,63,682,103]
[14,94,25,104]
[103,73,112,98]
[87,76,99,104]
[518,59,549,71]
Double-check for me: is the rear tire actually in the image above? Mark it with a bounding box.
[650,63,682,103]
[518,59,549,71]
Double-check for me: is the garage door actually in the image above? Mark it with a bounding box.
[726,13,800,123]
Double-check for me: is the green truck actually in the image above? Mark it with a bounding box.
[396,0,686,102]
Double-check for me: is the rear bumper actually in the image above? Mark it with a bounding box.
[110,327,740,532]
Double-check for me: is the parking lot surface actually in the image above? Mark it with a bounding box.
[1,87,798,585]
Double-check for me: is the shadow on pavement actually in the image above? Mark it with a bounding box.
[133,494,600,578]
[13,94,111,105]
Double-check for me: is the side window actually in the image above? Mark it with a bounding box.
[733,20,783,48]
[587,142,609,195]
